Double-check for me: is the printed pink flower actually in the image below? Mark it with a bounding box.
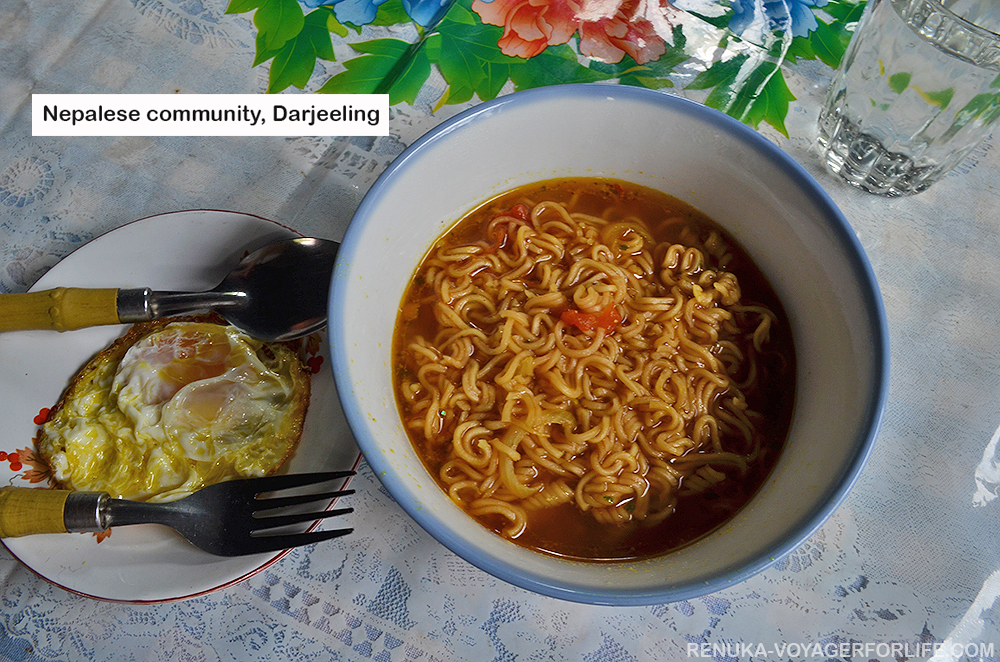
[472,0,673,64]
[577,0,670,64]
[472,0,579,59]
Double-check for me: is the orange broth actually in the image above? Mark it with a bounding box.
[392,178,796,561]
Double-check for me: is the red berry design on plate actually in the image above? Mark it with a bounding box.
[1,451,22,472]
[307,355,324,374]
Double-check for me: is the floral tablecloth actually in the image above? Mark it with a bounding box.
[3,0,1000,660]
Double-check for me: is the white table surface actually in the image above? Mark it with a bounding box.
[2,0,1000,659]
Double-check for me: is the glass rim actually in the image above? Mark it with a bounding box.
[894,0,1000,68]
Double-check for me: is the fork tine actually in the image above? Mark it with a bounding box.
[248,471,356,494]
[254,489,355,512]
[252,507,353,532]
[242,527,354,555]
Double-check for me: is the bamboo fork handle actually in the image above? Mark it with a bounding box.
[0,288,120,332]
[0,488,70,537]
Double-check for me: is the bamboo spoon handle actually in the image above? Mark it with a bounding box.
[0,288,121,332]
[0,488,70,537]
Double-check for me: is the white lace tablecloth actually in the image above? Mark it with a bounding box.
[3,0,1000,660]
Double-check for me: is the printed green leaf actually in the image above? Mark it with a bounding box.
[687,54,747,91]
[479,61,514,99]
[915,86,954,109]
[318,40,409,94]
[783,34,817,64]
[887,72,911,94]
[689,55,754,118]
[266,10,337,93]
[509,44,607,91]
[810,17,851,68]
[425,38,503,104]
[429,7,546,102]
[981,97,1000,124]
[254,45,284,68]
[431,18,509,100]
[309,10,339,60]
[438,10,519,65]
[359,39,411,57]
[318,38,430,104]
[253,0,305,53]
[742,63,796,136]
[268,43,316,93]
[385,46,432,104]
[440,0,478,25]
[763,33,793,59]
[225,0,261,14]
[822,0,866,23]
[628,76,674,89]
[692,56,795,136]
[441,60,510,103]
[317,62,382,94]
[941,91,1000,141]
[371,0,412,26]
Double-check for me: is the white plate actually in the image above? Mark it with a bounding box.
[0,210,360,603]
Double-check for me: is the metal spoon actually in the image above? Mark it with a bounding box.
[0,237,339,341]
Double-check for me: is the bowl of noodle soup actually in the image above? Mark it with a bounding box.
[330,84,889,605]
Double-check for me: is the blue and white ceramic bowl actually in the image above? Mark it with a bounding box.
[330,84,889,606]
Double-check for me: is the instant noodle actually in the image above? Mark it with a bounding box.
[393,178,795,561]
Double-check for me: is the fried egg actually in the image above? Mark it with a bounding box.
[37,319,310,502]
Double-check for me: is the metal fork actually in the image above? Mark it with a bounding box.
[0,471,355,556]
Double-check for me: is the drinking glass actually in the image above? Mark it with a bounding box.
[817,0,1000,196]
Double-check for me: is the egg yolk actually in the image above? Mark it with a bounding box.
[134,327,232,404]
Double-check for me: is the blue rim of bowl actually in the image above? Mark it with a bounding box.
[331,83,890,606]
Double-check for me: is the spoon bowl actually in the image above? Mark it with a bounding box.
[126,237,341,341]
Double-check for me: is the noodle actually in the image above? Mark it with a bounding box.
[394,178,794,561]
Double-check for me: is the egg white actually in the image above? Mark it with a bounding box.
[38,321,310,502]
